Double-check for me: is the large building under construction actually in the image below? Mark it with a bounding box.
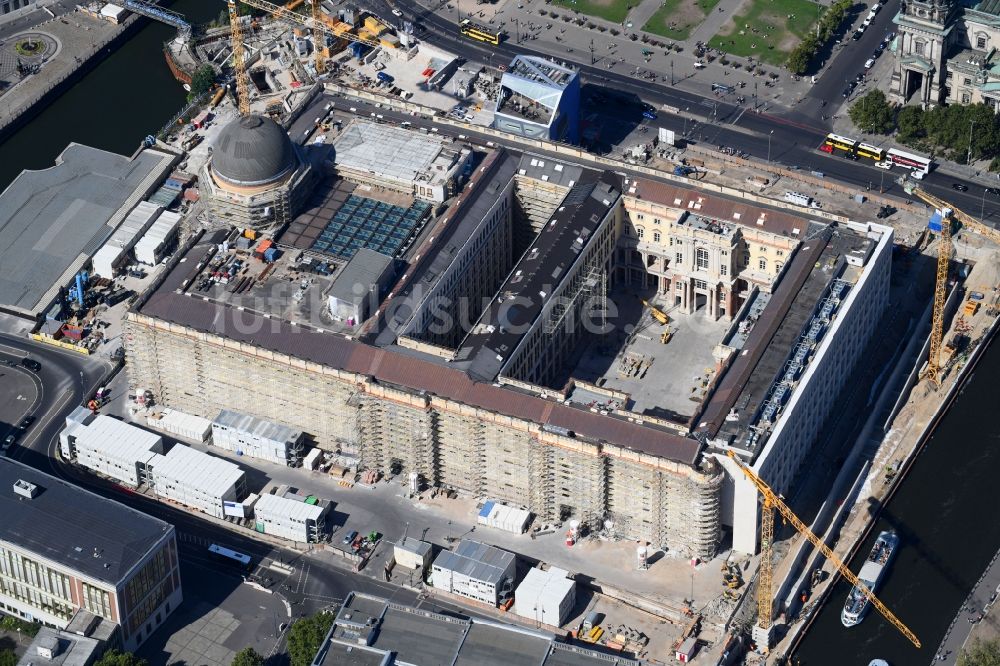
[125,117,892,557]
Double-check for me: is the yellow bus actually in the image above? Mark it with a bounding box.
[459,19,500,45]
[823,133,858,153]
[855,142,886,162]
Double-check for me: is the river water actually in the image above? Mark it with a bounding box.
[795,337,1000,664]
[0,0,220,190]
[3,3,999,664]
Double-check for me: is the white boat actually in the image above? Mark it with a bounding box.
[868,660,890,666]
[841,530,899,627]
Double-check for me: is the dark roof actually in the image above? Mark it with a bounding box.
[327,248,395,303]
[138,234,701,465]
[699,226,873,459]
[321,592,639,666]
[457,171,621,383]
[373,148,519,346]
[0,458,172,585]
[697,231,830,442]
[626,177,809,238]
[0,144,171,315]
[211,115,297,187]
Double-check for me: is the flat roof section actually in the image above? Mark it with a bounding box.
[382,149,518,346]
[0,457,172,585]
[138,233,702,465]
[214,409,302,445]
[320,592,640,666]
[454,622,551,665]
[333,121,461,186]
[150,444,244,497]
[625,177,812,239]
[704,226,874,459]
[0,145,173,316]
[371,607,467,664]
[457,172,621,383]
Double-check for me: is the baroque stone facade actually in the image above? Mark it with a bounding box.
[124,314,724,558]
[891,0,1000,108]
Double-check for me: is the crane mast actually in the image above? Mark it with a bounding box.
[904,183,1000,385]
[225,0,391,116]
[726,451,921,649]
[226,0,252,116]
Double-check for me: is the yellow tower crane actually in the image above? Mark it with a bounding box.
[902,182,1000,385]
[226,0,252,116]
[726,451,921,650]
[226,0,390,109]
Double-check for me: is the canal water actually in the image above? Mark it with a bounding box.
[0,0,220,190]
[794,337,1000,664]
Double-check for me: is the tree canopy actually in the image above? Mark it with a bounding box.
[94,650,148,666]
[188,65,216,101]
[0,649,17,666]
[959,637,1000,666]
[849,90,895,135]
[231,647,265,666]
[287,612,335,666]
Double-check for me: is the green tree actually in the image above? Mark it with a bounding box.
[958,637,1000,666]
[848,90,895,134]
[896,105,926,142]
[287,612,335,666]
[94,650,147,666]
[231,647,265,666]
[0,649,17,666]
[786,35,817,75]
[188,65,216,101]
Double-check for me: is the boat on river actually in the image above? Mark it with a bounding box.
[842,530,899,627]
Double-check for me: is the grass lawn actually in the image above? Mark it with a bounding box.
[642,0,723,41]
[707,0,821,66]
[551,0,634,24]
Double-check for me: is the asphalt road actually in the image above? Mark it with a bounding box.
[0,1,81,41]
[0,333,112,469]
[305,87,1000,228]
[801,0,900,118]
[370,0,1000,224]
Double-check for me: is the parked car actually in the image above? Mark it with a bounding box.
[3,433,17,451]
[952,183,969,191]
[341,530,358,545]
[864,58,876,69]
[642,110,657,120]
[20,358,41,372]
[852,30,864,40]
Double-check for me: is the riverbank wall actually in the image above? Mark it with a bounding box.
[783,294,1000,659]
[0,11,148,142]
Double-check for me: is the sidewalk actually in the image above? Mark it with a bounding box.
[933,546,1000,664]
[440,0,815,109]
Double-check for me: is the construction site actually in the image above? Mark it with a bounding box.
[0,1,979,662]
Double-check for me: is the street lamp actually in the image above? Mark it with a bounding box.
[968,119,976,176]
[767,130,773,164]
[670,59,674,85]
